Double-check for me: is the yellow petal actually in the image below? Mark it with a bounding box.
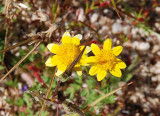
[77,71,82,76]
[72,36,80,45]
[62,31,71,38]
[47,43,59,54]
[74,63,81,67]
[72,34,82,45]
[89,66,99,76]
[86,46,91,53]
[103,39,112,50]
[45,57,54,67]
[110,67,122,77]
[79,56,87,66]
[47,43,54,51]
[80,45,85,50]
[80,46,91,54]
[97,70,107,81]
[86,56,97,63]
[112,46,123,56]
[91,43,100,55]
[116,59,126,69]
[75,34,82,40]
[56,70,63,76]
[45,56,59,67]
[62,31,72,44]
[57,63,67,72]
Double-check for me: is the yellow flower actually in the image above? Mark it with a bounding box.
[45,31,90,76]
[87,39,126,81]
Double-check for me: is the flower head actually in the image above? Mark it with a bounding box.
[87,39,126,81]
[45,31,90,76]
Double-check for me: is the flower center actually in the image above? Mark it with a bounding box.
[57,44,81,66]
[95,49,117,70]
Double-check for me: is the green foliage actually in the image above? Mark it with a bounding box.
[65,75,83,99]
[6,98,13,104]
[52,3,57,15]
[20,92,50,116]
[122,55,139,82]
[86,77,96,89]
[0,4,4,13]
[83,85,115,110]
[6,97,24,106]
[0,65,5,70]
[63,113,80,116]
[119,34,129,43]
[5,78,18,88]
[23,93,33,109]
[65,83,81,99]
[65,74,116,111]
[11,45,42,66]
[14,97,25,106]
[0,40,4,62]
[17,93,34,115]
[0,40,5,70]
[35,111,49,116]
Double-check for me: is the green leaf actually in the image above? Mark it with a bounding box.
[65,87,75,99]
[39,44,46,53]
[35,111,49,116]
[70,84,81,90]
[52,3,57,15]
[5,79,18,88]
[63,113,80,116]
[80,89,88,96]
[28,52,34,62]
[23,93,33,109]
[6,98,13,104]
[18,112,26,116]
[86,77,95,89]
[14,97,25,106]
[0,5,4,13]
[0,65,4,70]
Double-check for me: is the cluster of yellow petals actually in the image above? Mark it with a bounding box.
[45,31,126,81]
[86,39,126,81]
[45,32,90,76]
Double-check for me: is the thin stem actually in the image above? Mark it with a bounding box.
[56,103,59,116]
[117,8,137,21]
[52,81,61,98]
[0,41,41,82]
[0,39,33,53]
[38,67,57,116]
[111,0,121,19]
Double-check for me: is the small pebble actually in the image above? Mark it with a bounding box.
[112,22,123,34]
[90,13,99,23]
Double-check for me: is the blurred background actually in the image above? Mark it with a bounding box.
[0,0,160,115]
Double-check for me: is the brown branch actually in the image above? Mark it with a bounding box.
[117,8,138,21]
[38,67,57,116]
[0,41,42,83]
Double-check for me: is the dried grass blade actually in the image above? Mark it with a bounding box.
[0,39,33,53]
[82,82,134,111]
[111,0,121,19]
[0,41,41,82]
